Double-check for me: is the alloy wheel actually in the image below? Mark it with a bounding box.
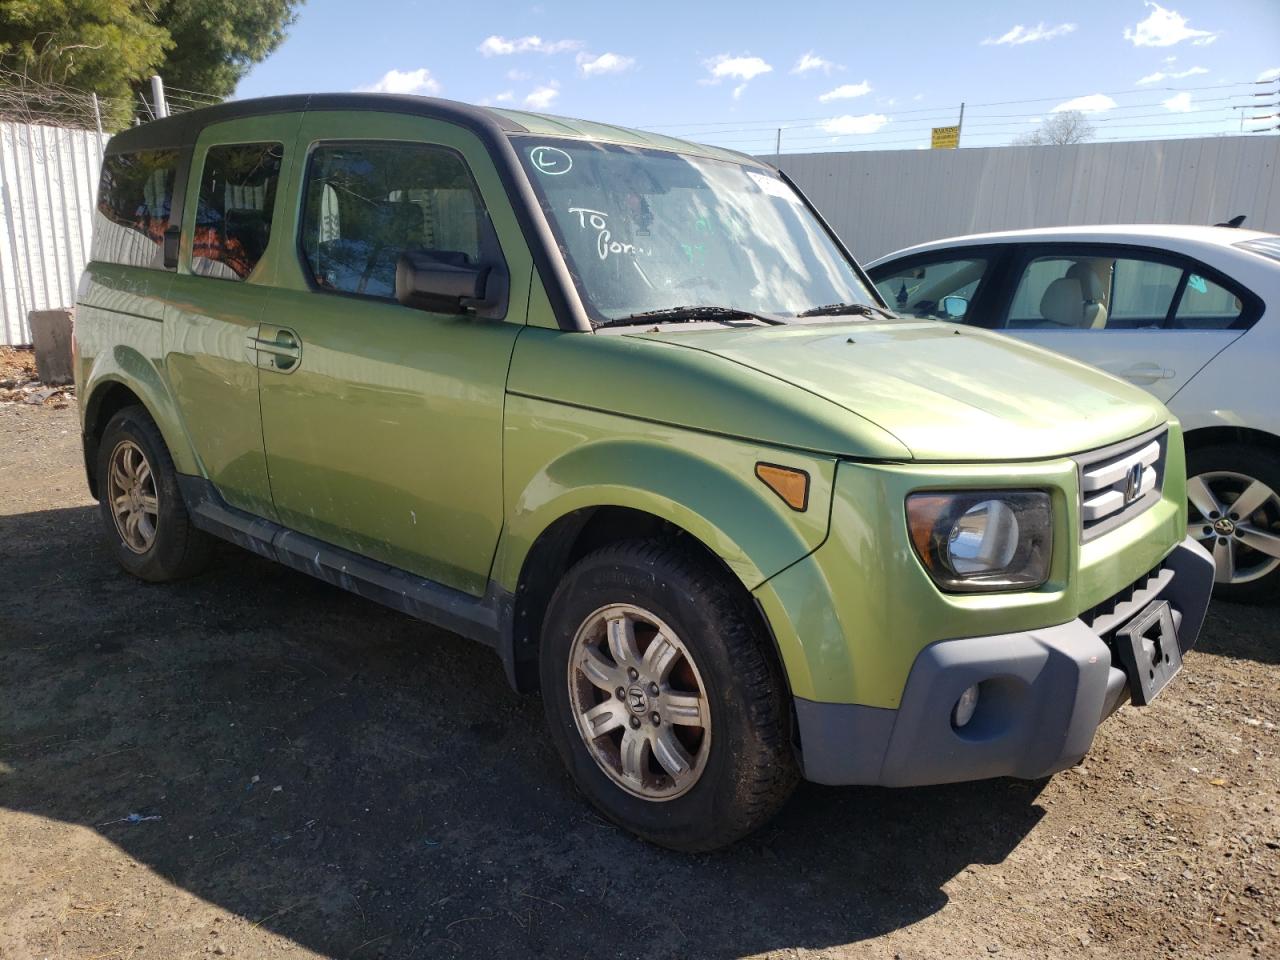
[107,439,159,555]
[566,603,712,801]
[1187,471,1280,585]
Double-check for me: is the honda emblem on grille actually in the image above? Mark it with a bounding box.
[1124,462,1145,505]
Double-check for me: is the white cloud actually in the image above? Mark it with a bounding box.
[792,52,838,74]
[1052,93,1118,114]
[478,35,580,56]
[1123,3,1217,47]
[356,68,441,96]
[704,54,773,83]
[493,90,515,103]
[1163,91,1194,112]
[702,54,772,98]
[982,22,1077,46]
[818,81,872,102]
[821,113,889,136]
[506,68,530,82]
[1137,65,1208,84]
[524,83,560,110]
[577,52,635,77]
[1259,67,1280,82]
[912,93,925,102]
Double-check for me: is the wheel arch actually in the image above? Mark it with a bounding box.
[82,361,196,500]
[1183,425,1280,457]
[495,439,830,693]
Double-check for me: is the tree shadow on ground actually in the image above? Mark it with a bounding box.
[3,505,1053,958]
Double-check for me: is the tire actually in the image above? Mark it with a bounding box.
[96,405,212,582]
[1186,443,1280,604]
[539,539,798,851]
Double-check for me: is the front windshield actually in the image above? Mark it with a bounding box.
[513,136,878,324]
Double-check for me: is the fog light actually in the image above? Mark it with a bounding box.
[952,684,980,728]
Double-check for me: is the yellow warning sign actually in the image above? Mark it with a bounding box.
[931,125,960,149]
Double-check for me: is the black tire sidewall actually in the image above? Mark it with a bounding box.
[1187,443,1280,604]
[540,544,792,849]
[96,407,203,582]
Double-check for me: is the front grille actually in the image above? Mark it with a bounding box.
[1079,560,1172,637]
[1073,426,1167,542]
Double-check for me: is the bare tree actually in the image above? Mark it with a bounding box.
[1012,111,1096,146]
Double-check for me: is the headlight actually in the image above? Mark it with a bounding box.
[906,491,1053,593]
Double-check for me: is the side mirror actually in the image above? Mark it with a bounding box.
[395,250,504,316]
[940,295,969,320]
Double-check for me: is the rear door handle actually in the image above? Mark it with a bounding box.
[247,327,302,372]
[1117,362,1174,384]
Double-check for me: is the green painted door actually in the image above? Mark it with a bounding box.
[256,111,533,596]
[164,116,302,519]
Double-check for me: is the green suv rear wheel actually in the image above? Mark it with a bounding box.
[97,406,212,583]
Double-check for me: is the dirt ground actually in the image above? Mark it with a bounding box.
[1,372,1277,959]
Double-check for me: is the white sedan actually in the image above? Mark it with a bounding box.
[867,224,1280,602]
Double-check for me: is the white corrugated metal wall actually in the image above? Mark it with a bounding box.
[0,121,104,345]
[778,135,1280,263]
[1,126,1277,343]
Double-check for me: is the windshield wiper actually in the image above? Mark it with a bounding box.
[595,305,790,329]
[796,301,899,320]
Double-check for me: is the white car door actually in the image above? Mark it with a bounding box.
[997,245,1250,404]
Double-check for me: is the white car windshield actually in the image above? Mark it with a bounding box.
[514,137,878,325]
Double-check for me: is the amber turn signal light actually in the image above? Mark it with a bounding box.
[755,463,809,511]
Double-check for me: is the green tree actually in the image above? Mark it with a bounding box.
[0,0,301,126]
[152,1,300,100]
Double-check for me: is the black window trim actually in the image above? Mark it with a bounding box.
[992,242,1263,333]
[294,137,510,320]
[187,139,287,283]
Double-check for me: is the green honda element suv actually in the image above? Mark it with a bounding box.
[76,94,1216,851]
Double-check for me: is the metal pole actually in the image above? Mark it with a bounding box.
[150,75,169,119]
[957,102,965,147]
[90,92,104,145]
[775,127,782,165]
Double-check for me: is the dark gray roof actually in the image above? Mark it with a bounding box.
[106,94,525,153]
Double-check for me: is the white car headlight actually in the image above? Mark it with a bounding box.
[906,491,1053,592]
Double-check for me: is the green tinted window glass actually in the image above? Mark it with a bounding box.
[192,142,284,281]
[93,150,179,269]
[300,143,487,299]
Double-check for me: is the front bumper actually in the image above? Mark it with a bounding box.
[794,535,1215,787]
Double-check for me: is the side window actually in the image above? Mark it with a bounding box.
[871,257,989,321]
[1107,258,1182,327]
[1006,253,1182,331]
[92,150,179,269]
[300,142,490,299]
[192,143,284,281]
[1172,273,1243,329]
[1006,258,1080,328]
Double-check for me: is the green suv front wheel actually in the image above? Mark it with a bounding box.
[540,540,798,851]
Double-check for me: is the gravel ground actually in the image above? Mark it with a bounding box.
[1,392,1277,960]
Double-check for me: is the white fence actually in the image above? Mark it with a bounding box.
[778,135,1280,263]
[0,120,104,345]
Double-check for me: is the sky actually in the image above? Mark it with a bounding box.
[226,0,1280,154]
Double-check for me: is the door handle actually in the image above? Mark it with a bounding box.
[247,327,302,372]
[1117,362,1174,385]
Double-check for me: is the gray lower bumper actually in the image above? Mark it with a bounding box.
[796,536,1215,787]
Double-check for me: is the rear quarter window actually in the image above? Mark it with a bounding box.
[93,150,180,269]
